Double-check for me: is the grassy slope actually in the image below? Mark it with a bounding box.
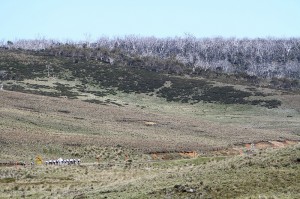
[0,144,299,198]
[98,144,300,199]
[1,89,299,162]
[0,49,300,198]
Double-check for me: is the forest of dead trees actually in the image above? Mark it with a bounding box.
[1,35,300,79]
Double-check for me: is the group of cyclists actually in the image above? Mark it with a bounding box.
[45,158,81,165]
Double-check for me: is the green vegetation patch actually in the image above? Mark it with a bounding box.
[83,99,107,105]
[0,50,282,108]
[250,99,282,109]
[0,178,16,183]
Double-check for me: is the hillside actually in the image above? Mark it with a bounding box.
[2,36,300,80]
[1,47,300,155]
[0,47,300,198]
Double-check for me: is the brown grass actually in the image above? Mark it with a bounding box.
[1,89,299,162]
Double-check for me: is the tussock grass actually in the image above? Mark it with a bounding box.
[1,49,300,198]
[2,144,297,198]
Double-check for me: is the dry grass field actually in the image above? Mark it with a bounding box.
[1,89,299,160]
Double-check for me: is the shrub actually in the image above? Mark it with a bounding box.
[0,178,16,183]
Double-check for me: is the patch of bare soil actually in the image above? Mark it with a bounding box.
[231,140,300,155]
[150,140,298,158]
[253,141,273,149]
[179,151,198,158]
[149,151,200,160]
[149,151,198,160]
